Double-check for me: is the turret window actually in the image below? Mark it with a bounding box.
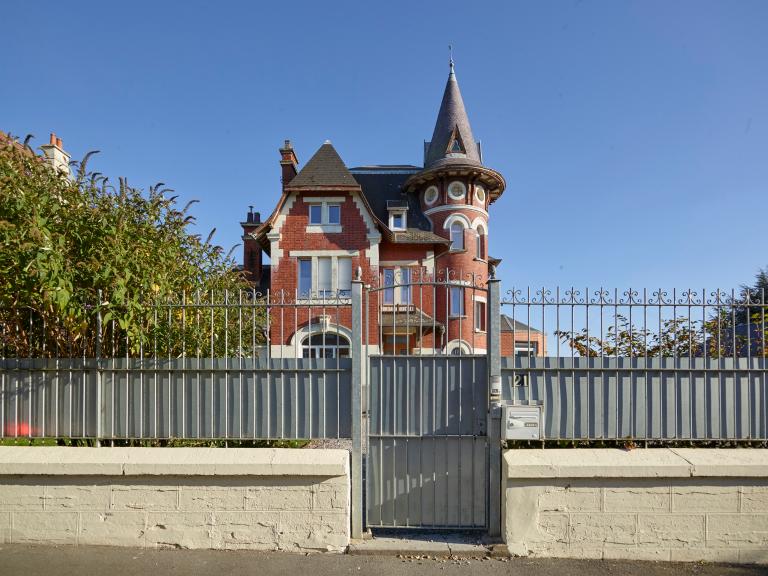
[475,185,486,204]
[450,222,464,251]
[475,224,487,259]
[448,181,466,201]
[424,186,439,206]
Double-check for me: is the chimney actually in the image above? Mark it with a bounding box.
[246,205,261,224]
[279,139,299,187]
[241,205,263,286]
[40,132,71,177]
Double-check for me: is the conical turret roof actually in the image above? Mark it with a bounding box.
[424,62,481,168]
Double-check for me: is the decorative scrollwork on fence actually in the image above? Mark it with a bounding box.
[620,289,641,305]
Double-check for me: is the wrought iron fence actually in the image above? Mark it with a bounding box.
[501,287,768,441]
[364,268,489,356]
[0,290,353,440]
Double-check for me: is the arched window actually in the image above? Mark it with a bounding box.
[450,222,464,251]
[476,225,486,259]
[301,333,350,358]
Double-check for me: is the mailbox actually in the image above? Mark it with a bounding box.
[502,404,542,440]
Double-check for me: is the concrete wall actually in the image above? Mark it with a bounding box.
[503,448,768,564]
[0,447,349,552]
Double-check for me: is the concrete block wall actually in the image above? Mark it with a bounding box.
[0,447,349,552]
[503,448,768,564]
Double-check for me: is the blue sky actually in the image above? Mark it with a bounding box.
[3,0,767,294]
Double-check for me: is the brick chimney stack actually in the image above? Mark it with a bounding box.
[241,206,263,287]
[40,132,71,176]
[279,140,299,187]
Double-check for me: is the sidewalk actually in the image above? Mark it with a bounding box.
[0,544,762,576]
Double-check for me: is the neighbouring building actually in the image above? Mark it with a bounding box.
[242,62,545,357]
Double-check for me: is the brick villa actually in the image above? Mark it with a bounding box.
[241,62,545,358]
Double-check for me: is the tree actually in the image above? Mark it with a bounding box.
[0,134,260,357]
[555,269,768,359]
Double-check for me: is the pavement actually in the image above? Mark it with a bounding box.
[348,529,492,557]
[0,544,765,576]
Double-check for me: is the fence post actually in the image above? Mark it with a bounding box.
[94,290,103,447]
[350,273,364,539]
[487,275,502,537]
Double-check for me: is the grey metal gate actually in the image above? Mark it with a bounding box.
[366,355,489,529]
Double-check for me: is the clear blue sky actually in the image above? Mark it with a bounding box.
[3,0,766,293]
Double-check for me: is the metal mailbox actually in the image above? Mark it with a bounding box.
[502,404,542,440]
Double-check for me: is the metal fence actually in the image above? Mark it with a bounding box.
[367,355,489,528]
[0,290,353,440]
[501,287,768,441]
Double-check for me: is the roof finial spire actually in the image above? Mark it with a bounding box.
[448,44,454,75]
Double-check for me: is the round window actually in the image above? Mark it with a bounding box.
[475,185,486,204]
[448,181,466,201]
[424,185,439,206]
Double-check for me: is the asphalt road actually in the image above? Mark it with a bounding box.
[0,545,764,576]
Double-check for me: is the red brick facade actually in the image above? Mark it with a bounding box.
[239,67,545,357]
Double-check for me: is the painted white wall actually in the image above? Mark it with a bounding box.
[502,448,768,564]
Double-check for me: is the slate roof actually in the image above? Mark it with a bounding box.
[389,228,450,244]
[424,64,481,168]
[500,315,542,334]
[349,167,436,235]
[286,142,360,189]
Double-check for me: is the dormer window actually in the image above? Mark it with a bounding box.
[446,126,466,157]
[389,210,406,231]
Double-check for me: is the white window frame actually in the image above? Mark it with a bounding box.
[474,299,487,332]
[382,266,412,305]
[304,197,344,233]
[298,258,312,298]
[450,222,464,251]
[294,252,354,300]
[450,286,465,317]
[475,184,486,204]
[309,204,323,225]
[424,185,439,206]
[446,340,472,355]
[514,342,538,358]
[388,209,407,231]
[447,181,466,201]
[327,204,341,225]
[475,224,486,260]
[301,332,350,358]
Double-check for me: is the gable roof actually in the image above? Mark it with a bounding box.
[285,142,360,189]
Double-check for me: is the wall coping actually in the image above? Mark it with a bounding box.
[503,448,768,479]
[0,447,349,477]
